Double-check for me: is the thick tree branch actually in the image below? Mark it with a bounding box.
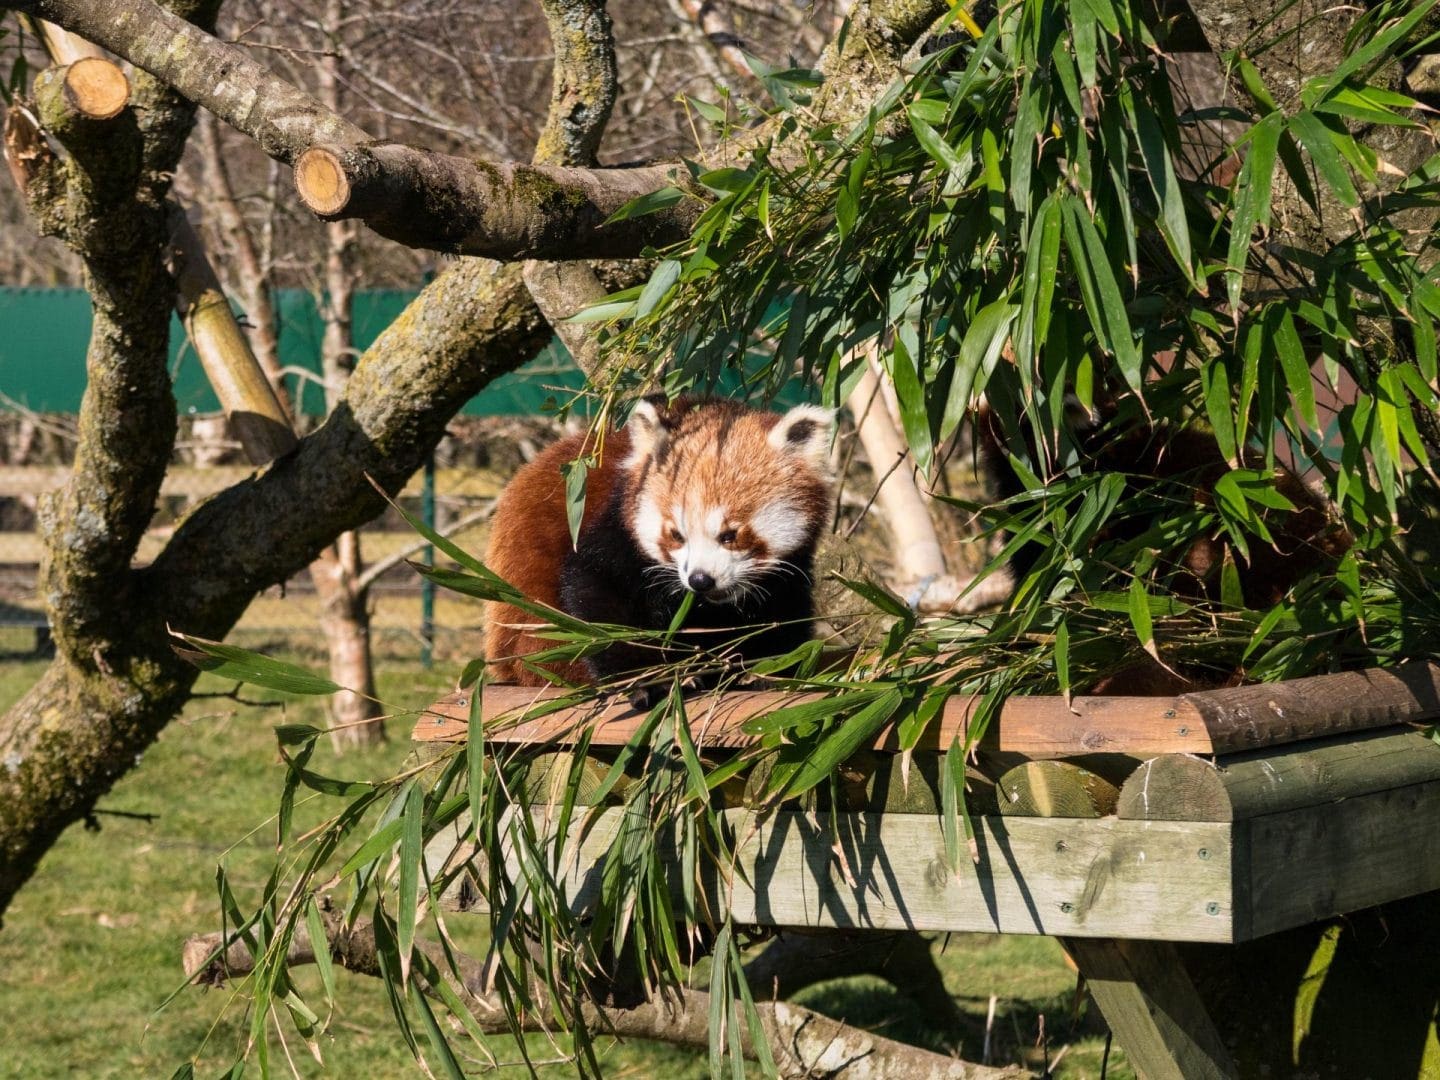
[522,0,622,376]
[532,0,617,167]
[141,259,551,637]
[291,143,696,258]
[29,66,171,657]
[182,915,1032,1080]
[0,0,220,915]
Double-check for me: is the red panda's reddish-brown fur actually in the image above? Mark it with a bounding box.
[483,427,631,686]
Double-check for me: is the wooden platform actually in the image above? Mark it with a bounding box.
[416,662,1440,1080]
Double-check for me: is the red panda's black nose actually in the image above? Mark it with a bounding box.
[688,571,716,594]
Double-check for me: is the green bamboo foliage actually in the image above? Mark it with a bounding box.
[176,0,1440,1076]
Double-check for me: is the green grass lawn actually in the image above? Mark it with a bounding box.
[0,658,1129,1078]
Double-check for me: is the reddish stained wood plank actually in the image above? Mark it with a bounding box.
[412,685,1209,756]
[411,663,1440,759]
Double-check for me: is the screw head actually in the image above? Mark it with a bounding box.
[1206,902,1221,916]
[1197,847,1210,860]
[1059,901,1074,914]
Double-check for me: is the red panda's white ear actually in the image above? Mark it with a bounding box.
[625,399,670,462]
[769,404,836,471]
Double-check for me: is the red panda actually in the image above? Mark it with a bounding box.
[977,401,1347,608]
[484,397,836,700]
[974,397,1351,693]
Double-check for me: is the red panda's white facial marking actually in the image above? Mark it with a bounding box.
[668,503,754,598]
[632,493,667,564]
[621,399,836,600]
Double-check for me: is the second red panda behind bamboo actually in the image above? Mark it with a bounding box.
[484,397,836,700]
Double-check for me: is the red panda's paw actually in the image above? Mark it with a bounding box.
[627,684,665,712]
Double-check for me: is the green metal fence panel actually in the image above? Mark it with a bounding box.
[0,287,815,417]
[0,287,585,416]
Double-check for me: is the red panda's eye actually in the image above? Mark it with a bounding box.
[668,526,685,544]
[718,529,738,546]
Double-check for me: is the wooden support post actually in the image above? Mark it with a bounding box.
[991,742,1238,1078]
[1064,938,1238,1080]
[995,760,1120,818]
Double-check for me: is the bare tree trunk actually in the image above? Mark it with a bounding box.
[308,0,385,747]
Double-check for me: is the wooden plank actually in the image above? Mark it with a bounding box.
[414,686,1211,757]
[431,807,1237,942]
[1179,662,1440,754]
[1065,938,1239,1080]
[1239,779,1440,941]
[1116,729,1440,821]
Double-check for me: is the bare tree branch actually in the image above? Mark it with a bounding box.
[182,915,1033,1080]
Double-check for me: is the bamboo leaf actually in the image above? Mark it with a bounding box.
[776,689,903,799]
[1061,196,1142,393]
[635,259,682,319]
[466,680,486,835]
[890,334,934,476]
[408,978,466,1080]
[1055,619,1072,707]
[1289,110,1360,208]
[171,634,342,696]
[1226,111,1282,316]
[304,897,336,1019]
[896,687,950,752]
[1128,574,1156,656]
[1133,95,1194,282]
[1273,308,1320,434]
[943,299,1018,443]
[560,456,590,549]
[601,185,685,224]
[830,574,913,619]
[397,782,423,988]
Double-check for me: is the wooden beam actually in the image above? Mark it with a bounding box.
[1064,938,1239,1080]
[431,807,1237,942]
[1178,665,1440,754]
[996,761,1120,818]
[414,663,1440,759]
[1116,729,1440,821]
[1240,779,1440,941]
